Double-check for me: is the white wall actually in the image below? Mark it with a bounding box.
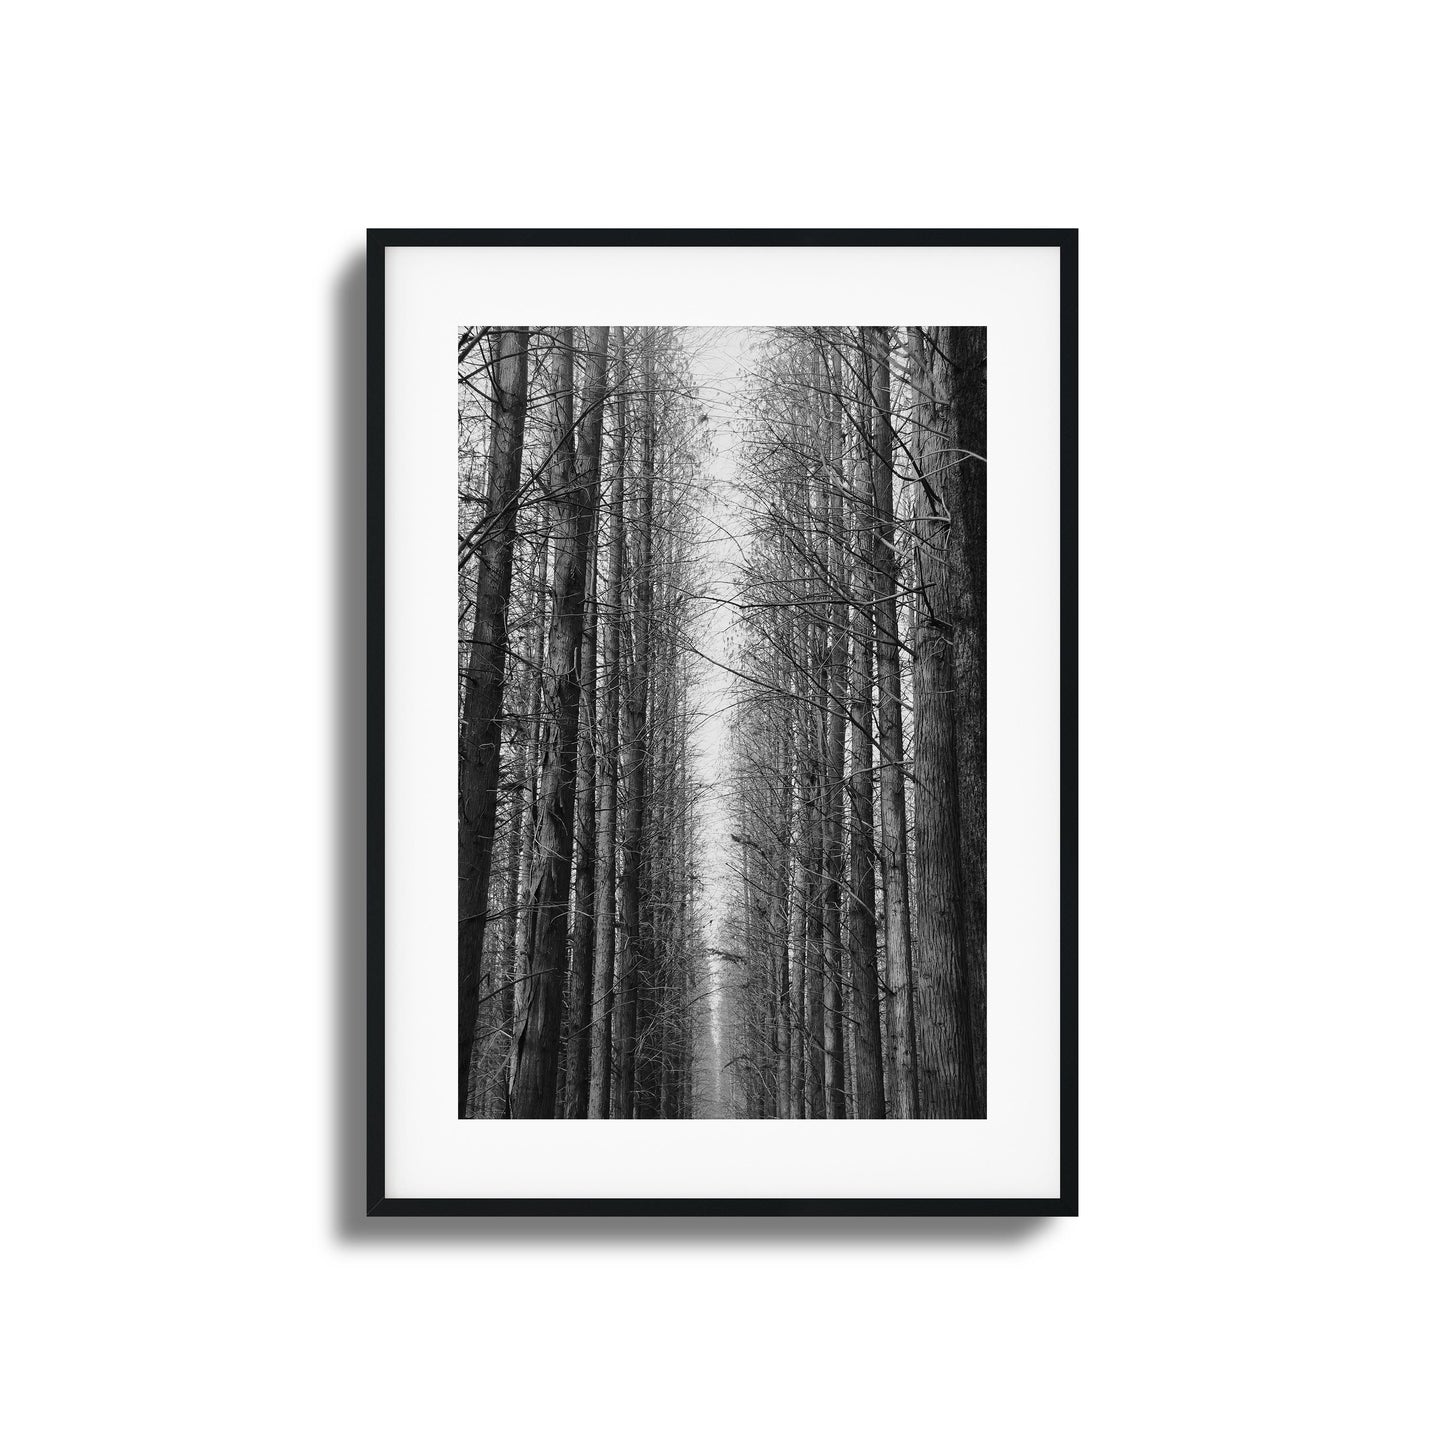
[3,5,1440,1442]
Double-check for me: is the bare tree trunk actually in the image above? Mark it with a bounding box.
[949,326,988,1116]
[615,328,656,1120]
[822,355,848,1118]
[660,717,689,1119]
[509,327,610,1118]
[511,518,550,1028]
[480,786,525,1116]
[866,326,919,1118]
[787,778,806,1121]
[634,583,670,1121]
[906,327,977,1118]
[847,357,887,1118]
[563,535,599,1117]
[588,335,627,1117]
[797,449,827,1120]
[458,328,530,1117]
[802,684,825,1119]
[772,682,794,1117]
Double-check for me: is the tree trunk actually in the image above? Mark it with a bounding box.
[949,326,988,1116]
[458,328,530,1117]
[508,326,610,1118]
[615,327,656,1120]
[822,353,848,1118]
[787,833,806,1120]
[847,356,887,1118]
[771,677,795,1117]
[802,684,825,1119]
[865,326,919,1119]
[563,534,599,1117]
[481,781,525,1116]
[798,447,826,1121]
[906,327,978,1118]
[588,334,627,1118]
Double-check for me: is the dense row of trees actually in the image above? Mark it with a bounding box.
[715,327,987,1120]
[458,325,985,1120]
[458,326,711,1118]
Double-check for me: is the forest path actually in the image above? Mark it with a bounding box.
[680,328,752,1118]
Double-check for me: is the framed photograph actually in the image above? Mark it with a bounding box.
[367,229,1077,1215]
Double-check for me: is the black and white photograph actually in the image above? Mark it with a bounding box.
[458,326,988,1121]
[12,8,1443,1443]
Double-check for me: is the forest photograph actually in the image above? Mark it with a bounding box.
[458,325,986,1121]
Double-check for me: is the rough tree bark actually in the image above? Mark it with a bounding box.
[906,326,978,1118]
[847,353,887,1119]
[588,334,627,1118]
[508,326,610,1118]
[762,632,797,1115]
[510,516,550,1044]
[458,327,530,1117]
[822,347,848,1118]
[796,437,827,1121]
[949,326,988,1116]
[865,326,919,1118]
[614,327,656,1120]
[771,656,795,1117]
[563,536,599,1117]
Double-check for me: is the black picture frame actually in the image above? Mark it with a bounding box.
[366,229,1077,1217]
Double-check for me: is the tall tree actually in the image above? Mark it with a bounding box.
[563,536,599,1117]
[865,326,919,1118]
[949,326,988,1115]
[822,350,849,1118]
[906,326,977,1118]
[588,333,627,1118]
[511,513,551,1040]
[614,327,656,1119]
[770,659,795,1117]
[846,352,887,1118]
[458,328,530,1117]
[509,327,610,1118]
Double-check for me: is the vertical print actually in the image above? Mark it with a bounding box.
[457,328,986,1119]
